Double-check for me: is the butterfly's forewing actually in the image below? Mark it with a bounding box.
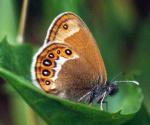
[46,12,107,83]
[32,12,107,101]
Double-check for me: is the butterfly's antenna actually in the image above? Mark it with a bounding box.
[113,80,139,85]
[110,72,139,85]
[110,72,124,83]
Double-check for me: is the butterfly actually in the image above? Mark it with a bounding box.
[31,12,139,110]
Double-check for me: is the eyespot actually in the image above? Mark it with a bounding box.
[45,80,51,85]
[42,70,50,76]
[57,50,60,54]
[43,59,52,66]
[48,53,54,58]
[65,49,72,55]
[63,24,68,30]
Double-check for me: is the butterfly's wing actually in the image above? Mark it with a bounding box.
[46,12,106,83]
[31,12,107,101]
[32,42,100,100]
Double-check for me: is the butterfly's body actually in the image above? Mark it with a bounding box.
[31,12,123,110]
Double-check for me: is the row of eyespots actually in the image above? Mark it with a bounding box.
[41,48,72,85]
[42,48,72,68]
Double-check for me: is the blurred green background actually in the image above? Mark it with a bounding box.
[0,0,149,125]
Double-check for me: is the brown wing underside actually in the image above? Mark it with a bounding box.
[46,12,107,84]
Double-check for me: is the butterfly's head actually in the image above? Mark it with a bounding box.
[107,79,139,96]
[107,81,118,96]
[107,72,139,96]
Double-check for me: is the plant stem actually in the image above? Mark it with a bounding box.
[17,0,29,43]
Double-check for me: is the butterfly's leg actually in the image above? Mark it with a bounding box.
[78,91,91,102]
[100,91,107,110]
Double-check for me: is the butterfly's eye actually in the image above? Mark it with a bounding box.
[63,23,68,30]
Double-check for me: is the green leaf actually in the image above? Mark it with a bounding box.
[0,1,18,42]
[124,104,150,125]
[0,37,32,80]
[0,37,143,125]
[0,67,136,125]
